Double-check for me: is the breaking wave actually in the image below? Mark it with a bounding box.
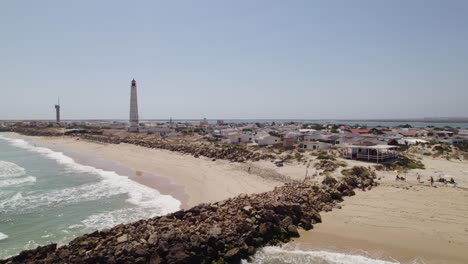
[244,246,399,264]
[0,176,36,188]
[0,160,26,178]
[0,232,8,241]
[0,135,180,223]
[0,160,36,188]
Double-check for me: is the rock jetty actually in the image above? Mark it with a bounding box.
[5,128,268,163]
[1,168,377,264]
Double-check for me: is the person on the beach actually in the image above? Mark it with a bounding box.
[450,177,458,187]
[430,176,434,186]
[417,174,421,183]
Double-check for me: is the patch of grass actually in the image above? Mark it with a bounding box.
[315,159,346,173]
[336,160,348,167]
[455,142,468,152]
[316,152,336,160]
[341,166,376,178]
[392,155,425,170]
[294,152,304,162]
[283,154,294,161]
[322,175,338,186]
[374,164,385,171]
[398,145,410,152]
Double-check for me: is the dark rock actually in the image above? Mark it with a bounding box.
[224,247,240,259]
[287,225,299,237]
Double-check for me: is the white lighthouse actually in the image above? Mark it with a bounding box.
[128,79,139,132]
[55,97,60,124]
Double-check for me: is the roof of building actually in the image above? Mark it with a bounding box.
[346,145,398,150]
[350,129,371,134]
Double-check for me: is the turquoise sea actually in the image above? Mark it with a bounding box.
[0,133,180,259]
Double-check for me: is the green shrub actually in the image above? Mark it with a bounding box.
[342,166,376,179]
[317,153,336,160]
[389,155,425,170]
[294,152,304,162]
[322,175,338,186]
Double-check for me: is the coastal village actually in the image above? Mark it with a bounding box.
[1,78,466,169]
[2,118,468,263]
[1,80,468,263]
[1,118,467,163]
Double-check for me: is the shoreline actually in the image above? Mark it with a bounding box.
[12,133,282,208]
[3,132,468,263]
[6,132,191,209]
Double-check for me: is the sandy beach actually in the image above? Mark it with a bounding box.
[19,134,468,263]
[293,157,468,264]
[28,135,282,208]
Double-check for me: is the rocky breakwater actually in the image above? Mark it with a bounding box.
[0,127,63,137]
[79,134,121,144]
[117,138,267,163]
[7,128,267,163]
[1,166,377,264]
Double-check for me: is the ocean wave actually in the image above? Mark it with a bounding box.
[243,246,399,264]
[0,176,36,188]
[80,206,168,231]
[0,232,8,241]
[0,135,181,217]
[0,160,26,178]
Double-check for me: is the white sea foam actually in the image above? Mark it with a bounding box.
[0,176,36,188]
[244,246,399,264]
[0,160,36,188]
[0,232,8,241]
[0,160,26,178]
[0,135,181,217]
[81,207,154,231]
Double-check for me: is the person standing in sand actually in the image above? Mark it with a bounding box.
[430,176,434,186]
[417,173,421,183]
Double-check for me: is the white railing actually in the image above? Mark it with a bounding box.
[343,153,398,160]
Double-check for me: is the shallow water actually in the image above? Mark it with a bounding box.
[0,133,180,259]
[243,246,403,264]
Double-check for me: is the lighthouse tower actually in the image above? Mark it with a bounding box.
[55,98,60,124]
[128,79,139,132]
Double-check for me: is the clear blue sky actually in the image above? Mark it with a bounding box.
[1,0,467,120]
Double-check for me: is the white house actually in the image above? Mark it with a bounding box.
[301,141,332,150]
[222,133,252,144]
[397,138,428,145]
[458,129,468,137]
[303,133,327,142]
[435,131,455,138]
[255,135,280,146]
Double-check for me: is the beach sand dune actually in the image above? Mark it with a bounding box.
[294,181,468,264]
